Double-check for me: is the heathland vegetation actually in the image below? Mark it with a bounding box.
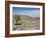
[13,15,40,31]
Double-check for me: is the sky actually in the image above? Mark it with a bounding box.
[12,7,40,17]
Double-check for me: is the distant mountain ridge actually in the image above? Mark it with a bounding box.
[13,15,40,19]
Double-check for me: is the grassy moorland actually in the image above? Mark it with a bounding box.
[13,15,40,31]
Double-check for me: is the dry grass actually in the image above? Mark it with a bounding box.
[13,15,40,31]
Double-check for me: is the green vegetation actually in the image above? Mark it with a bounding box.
[13,15,40,30]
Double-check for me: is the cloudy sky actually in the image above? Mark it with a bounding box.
[13,7,40,17]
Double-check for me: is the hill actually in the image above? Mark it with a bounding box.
[13,15,40,31]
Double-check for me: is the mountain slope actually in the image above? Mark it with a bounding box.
[13,15,40,31]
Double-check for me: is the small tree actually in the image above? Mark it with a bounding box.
[15,15,21,25]
[16,15,20,23]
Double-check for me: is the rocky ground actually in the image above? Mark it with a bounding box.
[13,15,40,31]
